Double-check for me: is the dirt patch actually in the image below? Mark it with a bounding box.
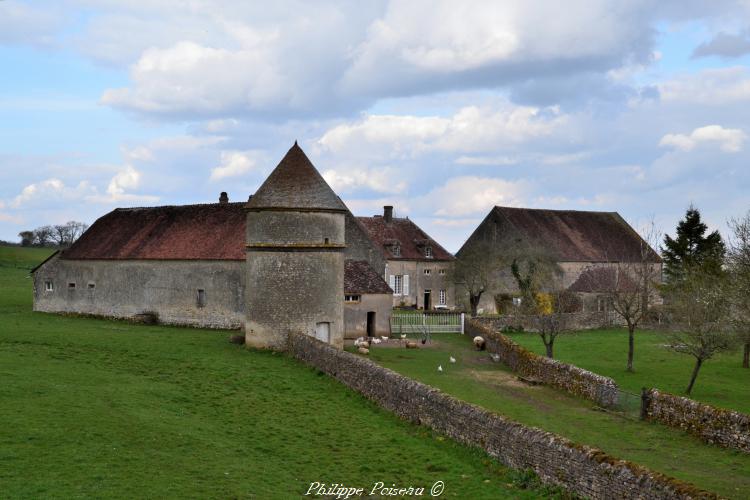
[469,369,542,390]
[345,338,445,350]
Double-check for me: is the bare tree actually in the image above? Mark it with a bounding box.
[531,287,574,358]
[663,266,736,395]
[50,221,89,247]
[727,212,750,368]
[33,225,54,246]
[452,241,510,317]
[600,222,662,372]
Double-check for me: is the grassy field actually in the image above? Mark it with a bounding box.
[0,246,560,499]
[507,328,750,414]
[359,334,750,498]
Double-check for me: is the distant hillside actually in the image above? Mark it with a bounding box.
[0,245,56,271]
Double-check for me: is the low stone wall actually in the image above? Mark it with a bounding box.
[473,311,615,333]
[644,389,750,454]
[467,320,619,407]
[287,333,713,499]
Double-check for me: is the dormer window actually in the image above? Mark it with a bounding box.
[392,244,401,257]
[425,246,433,258]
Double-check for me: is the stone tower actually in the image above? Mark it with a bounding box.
[244,142,346,350]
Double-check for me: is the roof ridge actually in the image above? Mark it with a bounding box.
[116,201,246,211]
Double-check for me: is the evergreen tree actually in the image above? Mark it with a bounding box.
[662,205,725,283]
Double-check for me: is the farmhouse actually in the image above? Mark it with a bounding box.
[358,207,455,309]
[457,206,661,314]
[32,143,404,348]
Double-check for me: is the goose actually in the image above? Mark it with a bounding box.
[437,365,443,372]
[449,356,456,364]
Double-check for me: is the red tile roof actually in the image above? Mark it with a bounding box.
[492,206,661,263]
[356,216,454,261]
[246,142,347,211]
[62,203,247,260]
[344,260,392,294]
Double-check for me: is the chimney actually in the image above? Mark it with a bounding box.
[384,205,393,223]
[219,192,229,204]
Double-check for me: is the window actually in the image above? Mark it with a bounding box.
[425,246,433,258]
[390,274,409,296]
[344,294,361,303]
[87,282,96,289]
[439,289,446,305]
[324,238,330,245]
[393,275,402,295]
[438,269,446,276]
[392,244,401,257]
[44,281,53,292]
[423,269,431,275]
[68,282,76,289]
[512,297,522,307]
[197,289,206,308]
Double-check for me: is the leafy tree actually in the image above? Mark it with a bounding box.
[663,266,736,395]
[727,211,750,368]
[662,205,725,284]
[18,231,34,246]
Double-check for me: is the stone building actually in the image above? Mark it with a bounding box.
[358,206,456,309]
[32,143,396,348]
[457,206,661,314]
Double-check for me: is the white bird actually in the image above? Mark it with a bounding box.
[400,334,407,339]
[449,356,456,364]
[381,336,388,341]
[354,337,365,346]
[371,338,382,344]
[437,365,443,372]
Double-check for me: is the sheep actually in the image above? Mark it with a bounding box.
[405,341,418,349]
[473,336,486,351]
[358,347,370,355]
[358,341,370,349]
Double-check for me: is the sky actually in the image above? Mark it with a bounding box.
[1,0,749,252]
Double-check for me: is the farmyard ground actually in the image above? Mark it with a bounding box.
[0,246,562,499]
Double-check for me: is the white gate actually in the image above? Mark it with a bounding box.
[390,312,465,335]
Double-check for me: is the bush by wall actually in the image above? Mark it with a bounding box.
[467,320,619,407]
[644,389,750,454]
[286,333,713,499]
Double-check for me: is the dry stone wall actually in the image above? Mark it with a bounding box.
[645,389,750,453]
[287,333,714,499]
[467,320,619,407]
[472,311,615,333]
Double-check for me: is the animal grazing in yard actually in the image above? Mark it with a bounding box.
[354,337,365,346]
[449,356,456,363]
[371,338,381,344]
[359,341,370,349]
[400,334,407,339]
[405,341,418,349]
[473,336,486,351]
[358,347,369,355]
[381,336,388,341]
[437,365,443,372]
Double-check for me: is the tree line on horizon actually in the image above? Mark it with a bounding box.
[16,221,89,248]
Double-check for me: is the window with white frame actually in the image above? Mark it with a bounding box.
[392,244,401,257]
[438,269,445,276]
[423,269,431,275]
[393,275,402,295]
[44,280,53,292]
[439,289,446,305]
[344,294,361,303]
[425,246,433,258]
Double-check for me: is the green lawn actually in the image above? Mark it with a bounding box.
[0,246,560,499]
[359,333,750,499]
[507,328,750,414]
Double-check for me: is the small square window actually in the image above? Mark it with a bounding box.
[344,294,361,303]
[68,282,76,289]
[423,269,431,275]
[87,282,96,289]
[438,269,446,276]
[425,246,433,258]
[44,281,53,292]
[197,289,206,308]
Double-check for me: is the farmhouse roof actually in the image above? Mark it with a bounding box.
[245,142,347,212]
[567,267,638,293]
[62,202,247,260]
[491,206,661,263]
[344,260,392,294]
[356,215,454,261]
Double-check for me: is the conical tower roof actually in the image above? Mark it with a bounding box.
[246,142,347,211]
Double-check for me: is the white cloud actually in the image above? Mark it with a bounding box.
[422,176,529,217]
[659,125,747,153]
[10,178,97,209]
[210,151,257,181]
[317,102,566,158]
[659,67,750,104]
[323,167,407,194]
[86,166,159,203]
[0,2,64,47]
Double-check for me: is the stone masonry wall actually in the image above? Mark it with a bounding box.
[645,389,750,454]
[287,333,714,499]
[467,320,619,407]
[472,311,615,333]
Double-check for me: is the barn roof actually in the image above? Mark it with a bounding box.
[356,216,454,261]
[245,142,347,212]
[62,202,247,260]
[344,260,392,294]
[492,206,661,263]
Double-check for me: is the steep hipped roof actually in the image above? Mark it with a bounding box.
[344,260,392,294]
[356,216,454,261]
[492,206,661,263]
[245,142,347,211]
[567,267,638,293]
[62,203,246,260]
